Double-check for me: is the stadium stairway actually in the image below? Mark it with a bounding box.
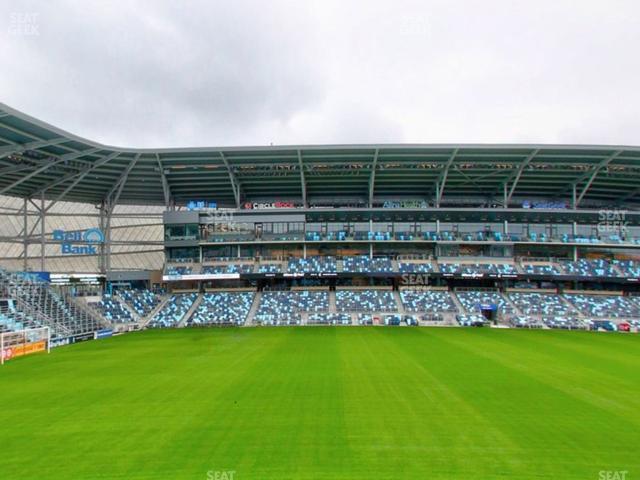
[244,291,262,326]
[179,293,203,327]
[113,294,142,323]
[501,293,522,317]
[329,290,337,313]
[514,262,527,274]
[558,294,587,321]
[69,294,108,328]
[451,291,467,313]
[393,290,407,315]
[139,295,172,328]
[499,293,523,325]
[391,258,400,272]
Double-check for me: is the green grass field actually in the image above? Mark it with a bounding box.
[1,327,638,480]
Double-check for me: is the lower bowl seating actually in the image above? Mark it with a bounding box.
[336,290,397,312]
[118,289,161,317]
[455,291,514,314]
[563,294,640,318]
[400,290,457,313]
[148,293,197,327]
[255,291,329,325]
[508,292,577,317]
[89,295,134,323]
[509,315,544,328]
[456,314,487,326]
[307,313,352,325]
[188,292,254,326]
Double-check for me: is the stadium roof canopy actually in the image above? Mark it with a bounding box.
[1,102,640,208]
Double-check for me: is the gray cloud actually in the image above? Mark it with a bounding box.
[0,0,639,147]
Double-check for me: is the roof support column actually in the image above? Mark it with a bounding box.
[506,149,539,205]
[22,198,28,271]
[102,154,140,274]
[436,149,458,208]
[98,202,107,275]
[219,152,241,209]
[575,150,623,207]
[297,150,307,208]
[40,192,45,271]
[503,183,508,209]
[368,149,379,208]
[156,153,172,208]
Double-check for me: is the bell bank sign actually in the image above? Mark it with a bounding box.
[52,228,105,255]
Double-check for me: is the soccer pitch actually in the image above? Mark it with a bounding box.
[1,328,638,480]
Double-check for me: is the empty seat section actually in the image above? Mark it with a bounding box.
[336,290,397,312]
[188,292,254,326]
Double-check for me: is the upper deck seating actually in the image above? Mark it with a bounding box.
[257,263,282,273]
[287,256,337,274]
[398,261,434,273]
[439,263,517,275]
[342,256,393,273]
[521,263,561,275]
[612,260,640,277]
[166,265,193,276]
[559,259,620,277]
[202,264,254,274]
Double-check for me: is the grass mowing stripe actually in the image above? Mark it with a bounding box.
[433,328,640,423]
[418,328,640,478]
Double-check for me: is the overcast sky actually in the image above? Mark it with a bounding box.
[1,0,639,148]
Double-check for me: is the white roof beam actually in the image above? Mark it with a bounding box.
[368,148,380,207]
[436,148,458,207]
[219,151,241,208]
[505,149,539,204]
[575,150,623,206]
[0,147,100,196]
[297,150,307,207]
